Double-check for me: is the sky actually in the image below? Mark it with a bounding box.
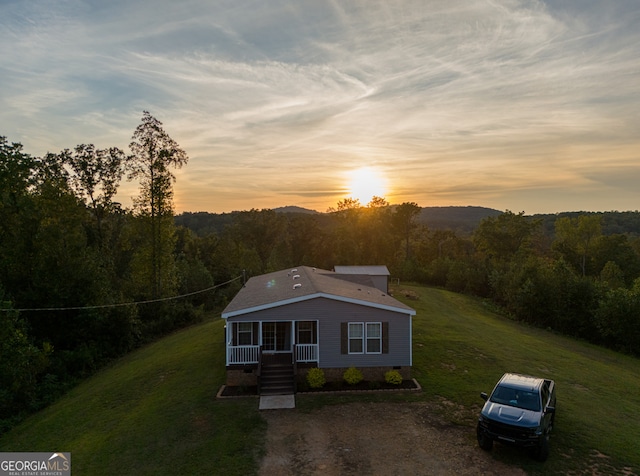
[1,0,639,214]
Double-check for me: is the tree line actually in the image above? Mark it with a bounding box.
[3,116,640,431]
[178,201,640,359]
[0,113,220,431]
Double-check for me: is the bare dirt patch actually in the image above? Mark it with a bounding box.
[259,401,526,475]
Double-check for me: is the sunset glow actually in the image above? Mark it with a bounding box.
[347,167,388,205]
[2,1,640,214]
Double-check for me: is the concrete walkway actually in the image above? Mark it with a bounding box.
[259,394,296,410]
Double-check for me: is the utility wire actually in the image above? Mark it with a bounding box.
[0,275,242,312]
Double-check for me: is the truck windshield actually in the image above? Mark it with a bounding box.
[490,385,541,411]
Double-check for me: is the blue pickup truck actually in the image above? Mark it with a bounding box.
[477,373,556,462]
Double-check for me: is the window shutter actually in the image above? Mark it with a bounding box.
[341,322,348,354]
[382,322,389,354]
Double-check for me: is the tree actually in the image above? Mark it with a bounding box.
[0,136,36,206]
[128,111,188,298]
[554,214,602,276]
[367,196,389,208]
[0,138,37,296]
[0,300,52,424]
[226,209,287,274]
[595,279,640,354]
[361,197,394,266]
[63,144,128,246]
[592,234,640,285]
[474,210,540,261]
[327,197,361,213]
[392,202,422,261]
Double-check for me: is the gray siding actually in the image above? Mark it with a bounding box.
[227,297,411,368]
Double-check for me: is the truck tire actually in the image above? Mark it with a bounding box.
[476,425,493,451]
[535,436,550,462]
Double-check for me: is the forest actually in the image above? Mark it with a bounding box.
[2,114,640,433]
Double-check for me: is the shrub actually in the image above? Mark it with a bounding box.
[306,367,326,389]
[343,366,363,385]
[385,370,403,385]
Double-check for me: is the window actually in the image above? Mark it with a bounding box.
[348,323,364,353]
[366,322,382,353]
[342,322,388,355]
[541,383,550,408]
[297,321,315,344]
[347,322,382,354]
[237,322,253,346]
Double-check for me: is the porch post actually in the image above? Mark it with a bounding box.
[225,322,230,366]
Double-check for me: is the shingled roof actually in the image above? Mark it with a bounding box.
[222,265,415,318]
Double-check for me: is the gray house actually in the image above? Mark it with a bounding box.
[222,265,415,394]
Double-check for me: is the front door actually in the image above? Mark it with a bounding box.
[262,322,292,352]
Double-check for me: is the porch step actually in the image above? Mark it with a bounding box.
[260,363,295,396]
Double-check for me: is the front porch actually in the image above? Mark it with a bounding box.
[226,320,319,366]
[227,344,319,365]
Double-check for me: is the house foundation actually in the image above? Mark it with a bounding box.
[227,365,411,388]
[304,366,411,383]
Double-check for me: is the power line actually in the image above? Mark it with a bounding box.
[0,275,242,312]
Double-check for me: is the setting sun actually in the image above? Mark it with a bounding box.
[347,167,388,204]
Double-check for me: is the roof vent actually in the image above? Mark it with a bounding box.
[293,283,302,289]
[293,274,300,280]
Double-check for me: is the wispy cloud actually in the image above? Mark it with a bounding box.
[1,0,639,213]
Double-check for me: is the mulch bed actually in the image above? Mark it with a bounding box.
[300,379,419,393]
[219,379,420,397]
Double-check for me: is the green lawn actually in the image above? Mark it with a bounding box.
[1,285,638,475]
[405,285,640,474]
[0,318,265,475]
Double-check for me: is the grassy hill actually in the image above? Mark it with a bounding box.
[0,317,265,475]
[1,286,638,475]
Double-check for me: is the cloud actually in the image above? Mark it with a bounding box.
[1,0,639,213]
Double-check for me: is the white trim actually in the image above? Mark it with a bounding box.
[261,320,294,352]
[225,318,321,365]
[222,292,415,318]
[409,315,413,367]
[347,321,383,354]
[366,322,382,354]
[296,320,316,345]
[236,322,253,346]
[348,322,364,354]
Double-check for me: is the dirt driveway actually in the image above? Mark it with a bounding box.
[259,401,526,476]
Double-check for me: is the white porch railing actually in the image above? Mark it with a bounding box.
[227,345,260,365]
[227,344,319,365]
[296,344,319,363]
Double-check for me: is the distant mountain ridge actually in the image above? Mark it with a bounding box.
[273,206,319,214]
[418,206,502,233]
[273,205,503,233]
[175,207,640,237]
[175,205,503,235]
